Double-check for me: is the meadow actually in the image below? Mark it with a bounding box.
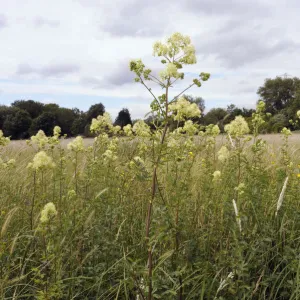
[0,122,300,299]
[1,32,300,300]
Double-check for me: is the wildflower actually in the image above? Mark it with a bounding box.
[103,150,117,162]
[224,116,250,138]
[256,101,265,113]
[67,136,84,152]
[297,174,300,178]
[182,120,198,135]
[90,112,113,133]
[132,120,151,137]
[28,151,55,171]
[159,63,182,80]
[123,124,133,136]
[276,177,289,216]
[218,146,230,163]
[153,32,197,65]
[31,130,49,148]
[169,97,201,121]
[0,130,10,146]
[281,127,292,136]
[40,202,57,223]
[213,170,221,181]
[205,124,220,137]
[53,126,61,137]
[234,183,245,196]
[297,110,300,119]
[113,125,121,134]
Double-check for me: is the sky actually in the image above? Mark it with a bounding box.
[0,0,299,119]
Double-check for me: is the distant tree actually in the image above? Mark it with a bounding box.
[71,113,87,136]
[86,103,105,122]
[0,106,19,129]
[30,112,57,136]
[203,108,227,126]
[257,76,300,113]
[44,103,60,112]
[114,108,132,128]
[267,113,289,133]
[2,109,32,139]
[54,108,77,136]
[11,100,44,119]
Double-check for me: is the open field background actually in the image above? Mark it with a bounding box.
[0,129,300,299]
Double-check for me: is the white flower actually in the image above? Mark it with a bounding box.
[132,120,151,137]
[218,146,230,163]
[28,151,55,171]
[169,97,201,121]
[40,202,57,223]
[213,170,221,181]
[224,116,250,138]
[67,136,84,152]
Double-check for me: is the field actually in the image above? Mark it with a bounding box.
[0,124,300,300]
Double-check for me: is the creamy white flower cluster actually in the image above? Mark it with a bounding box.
[169,97,201,121]
[67,136,85,152]
[27,151,55,171]
[225,116,250,138]
[40,202,57,223]
[0,130,10,146]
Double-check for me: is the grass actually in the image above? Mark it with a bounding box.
[0,131,300,299]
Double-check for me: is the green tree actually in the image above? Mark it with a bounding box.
[203,108,227,129]
[86,103,105,122]
[114,108,132,128]
[11,100,44,119]
[2,109,32,139]
[71,113,87,136]
[30,112,57,136]
[257,76,300,113]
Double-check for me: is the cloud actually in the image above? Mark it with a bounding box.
[16,63,80,77]
[196,28,299,68]
[183,0,270,17]
[33,16,60,28]
[0,14,8,29]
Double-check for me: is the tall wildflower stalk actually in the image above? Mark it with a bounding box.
[129,32,210,299]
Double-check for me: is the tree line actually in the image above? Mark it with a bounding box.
[1,75,300,139]
[0,101,133,139]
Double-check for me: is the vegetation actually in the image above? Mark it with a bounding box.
[0,33,300,300]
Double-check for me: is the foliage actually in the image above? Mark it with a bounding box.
[257,76,300,113]
[114,108,132,128]
[86,103,105,123]
[2,108,32,139]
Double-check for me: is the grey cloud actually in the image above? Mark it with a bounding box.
[101,0,172,37]
[196,29,299,68]
[34,16,60,28]
[183,0,270,17]
[0,14,8,29]
[16,63,80,77]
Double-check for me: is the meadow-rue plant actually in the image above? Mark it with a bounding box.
[213,170,221,181]
[130,32,210,299]
[225,116,250,138]
[169,97,201,121]
[218,145,230,163]
[31,130,49,149]
[40,202,57,224]
[0,130,10,146]
[67,136,84,152]
[28,151,55,171]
